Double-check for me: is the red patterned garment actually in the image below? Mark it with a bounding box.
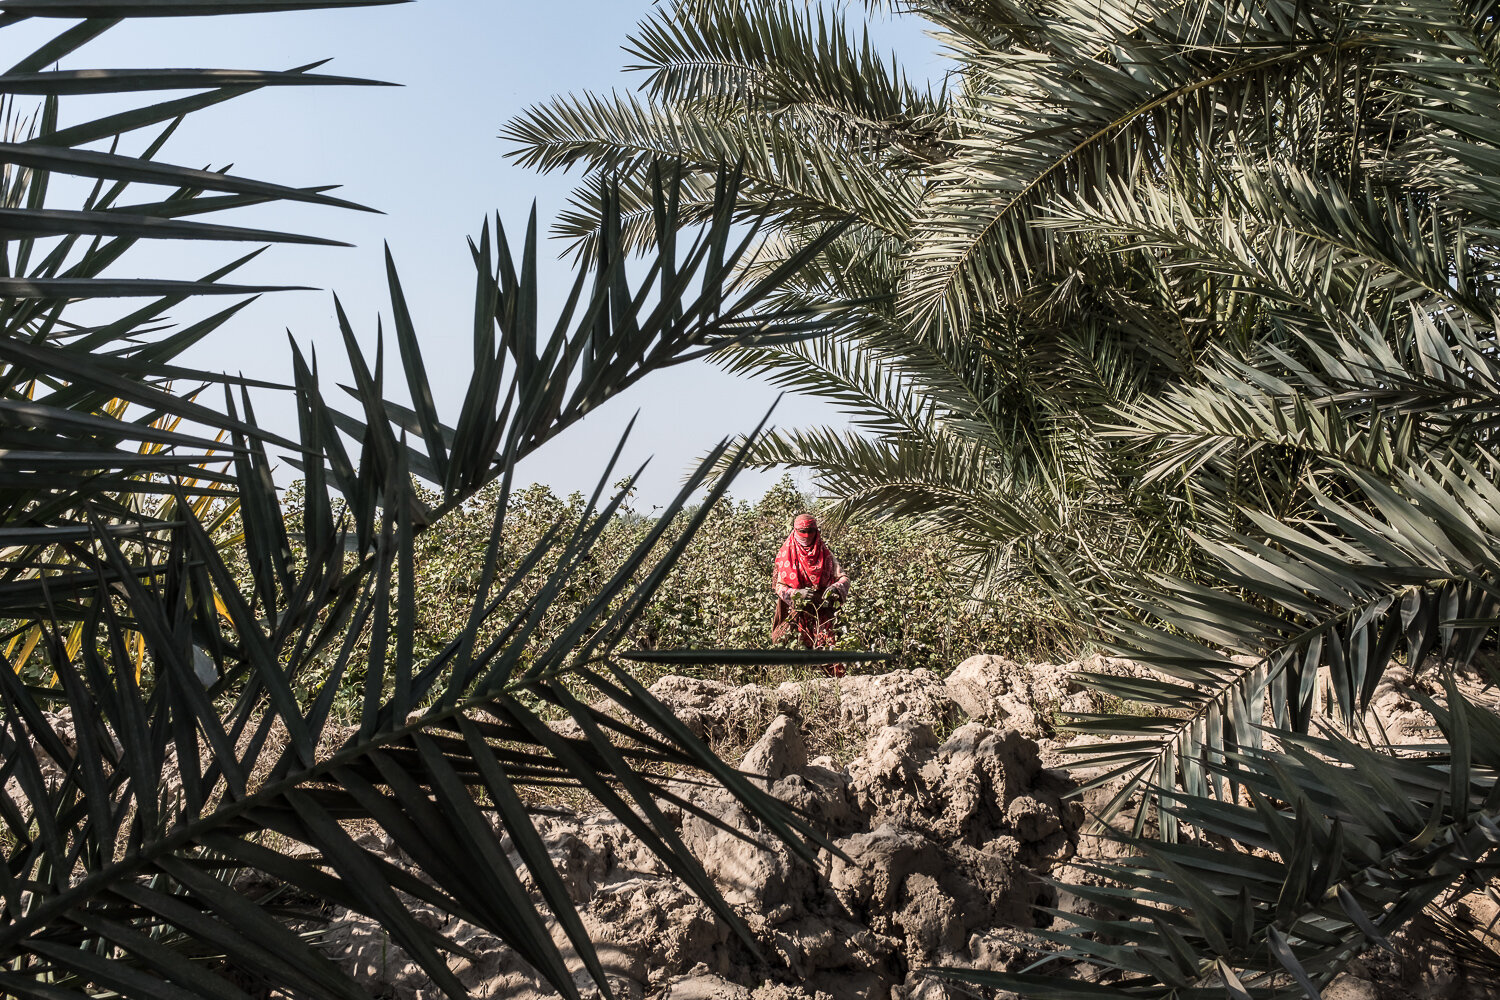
[774,513,838,595]
[771,515,850,671]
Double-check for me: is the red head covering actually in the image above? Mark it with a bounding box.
[775,514,834,591]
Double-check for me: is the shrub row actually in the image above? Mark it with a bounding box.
[270,475,1077,716]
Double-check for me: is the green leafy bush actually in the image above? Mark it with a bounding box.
[274,473,1077,719]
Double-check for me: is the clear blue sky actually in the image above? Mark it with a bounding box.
[25,1,942,507]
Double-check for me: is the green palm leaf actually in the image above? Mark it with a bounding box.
[940,680,1500,997]
[1,146,875,998]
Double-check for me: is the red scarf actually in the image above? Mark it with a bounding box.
[775,515,834,591]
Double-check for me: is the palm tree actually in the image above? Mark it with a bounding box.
[504,0,1500,760]
[507,0,1500,989]
[500,0,1216,611]
[0,7,869,997]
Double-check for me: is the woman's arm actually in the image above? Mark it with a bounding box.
[825,555,850,600]
[774,577,808,601]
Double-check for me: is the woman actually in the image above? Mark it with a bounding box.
[771,513,851,670]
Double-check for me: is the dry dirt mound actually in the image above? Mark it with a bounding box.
[647,652,1133,754]
[318,657,1498,999]
[320,659,1091,999]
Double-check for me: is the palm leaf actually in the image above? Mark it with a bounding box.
[0,149,874,998]
[940,682,1500,997]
